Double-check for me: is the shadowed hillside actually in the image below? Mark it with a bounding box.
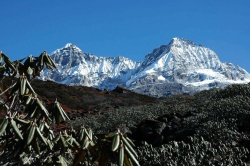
[31,79,158,113]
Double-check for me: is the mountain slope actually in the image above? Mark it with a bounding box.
[126,38,250,96]
[41,38,250,97]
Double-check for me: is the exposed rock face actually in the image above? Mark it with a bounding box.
[112,86,131,94]
[41,38,250,97]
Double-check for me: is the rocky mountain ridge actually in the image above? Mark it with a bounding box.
[41,38,250,97]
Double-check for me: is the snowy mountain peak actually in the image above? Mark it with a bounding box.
[63,43,82,52]
[142,38,200,66]
[51,43,83,56]
[170,37,196,46]
[42,38,250,97]
[64,43,74,48]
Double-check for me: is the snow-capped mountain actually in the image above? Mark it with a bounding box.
[41,43,140,90]
[126,38,250,96]
[41,38,250,97]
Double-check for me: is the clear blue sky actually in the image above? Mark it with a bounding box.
[1,0,250,71]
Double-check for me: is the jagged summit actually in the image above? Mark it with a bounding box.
[64,43,74,48]
[140,37,220,75]
[41,38,250,97]
[64,43,81,50]
[143,38,200,60]
[170,37,196,46]
[52,43,82,55]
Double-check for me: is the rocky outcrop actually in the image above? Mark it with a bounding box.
[133,112,197,146]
